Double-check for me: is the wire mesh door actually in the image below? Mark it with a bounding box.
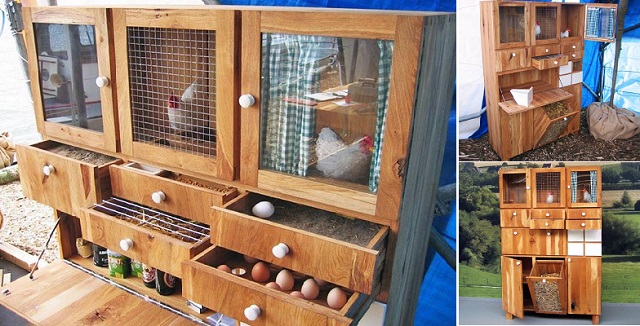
[499,5,526,45]
[127,26,216,158]
[585,6,617,42]
[535,6,559,42]
[534,170,563,207]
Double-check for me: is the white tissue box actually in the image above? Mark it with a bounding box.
[510,87,533,107]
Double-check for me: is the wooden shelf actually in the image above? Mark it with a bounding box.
[499,80,573,115]
[67,256,216,321]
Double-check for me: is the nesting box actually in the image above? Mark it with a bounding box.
[526,260,567,314]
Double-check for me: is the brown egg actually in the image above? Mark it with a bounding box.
[217,264,231,273]
[275,269,294,291]
[327,287,347,309]
[301,278,320,300]
[251,262,271,282]
[265,282,281,290]
[290,291,305,299]
[244,255,259,264]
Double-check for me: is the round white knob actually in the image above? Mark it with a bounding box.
[512,212,517,216]
[42,164,55,176]
[563,117,568,121]
[272,243,290,259]
[572,45,577,49]
[151,191,166,204]
[581,222,586,227]
[511,53,516,57]
[95,76,109,88]
[568,185,571,189]
[572,54,576,58]
[545,49,549,53]
[582,212,586,217]
[547,232,551,236]
[239,94,256,108]
[545,222,549,227]
[546,213,550,217]
[526,186,530,190]
[554,61,558,65]
[513,231,518,235]
[244,304,261,321]
[516,261,521,266]
[543,279,547,283]
[568,258,572,262]
[120,238,133,251]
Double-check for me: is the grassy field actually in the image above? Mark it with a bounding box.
[459,256,640,303]
[602,189,640,207]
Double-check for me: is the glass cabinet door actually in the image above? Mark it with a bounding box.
[499,169,531,208]
[240,11,425,219]
[24,8,117,151]
[496,2,529,48]
[566,166,601,208]
[532,3,560,45]
[531,168,566,208]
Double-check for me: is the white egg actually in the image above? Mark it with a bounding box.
[252,201,275,219]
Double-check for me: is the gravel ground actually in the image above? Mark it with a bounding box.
[459,109,640,161]
[0,180,60,263]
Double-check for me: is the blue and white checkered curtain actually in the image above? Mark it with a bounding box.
[590,170,597,203]
[571,171,578,203]
[369,40,394,193]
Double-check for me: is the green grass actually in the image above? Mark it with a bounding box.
[607,210,640,227]
[459,256,640,303]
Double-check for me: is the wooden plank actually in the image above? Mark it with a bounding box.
[124,8,219,30]
[567,257,601,315]
[501,228,566,256]
[112,9,134,157]
[21,8,44,134]
[383,13,455,326]
[30,7,96,24]
[499,88,573,115]
[502,257,524,319]
[130,142,217,177]
[480,1,504,158]
[0,242,41,272]
[96,8,118,153]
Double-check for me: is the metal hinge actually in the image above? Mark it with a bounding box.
[5,1,22,33]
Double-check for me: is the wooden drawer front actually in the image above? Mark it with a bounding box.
[496,48,529,72]
[566,51,583,61]
[562,42,583,54]
[81,201,210,278]
[567,208,601,220]
[110,164,238,224]
[529,219,564,230]
[531,54,569,70]
[533,45,561,57]
[566,219,601,230]
[16,141,119,216]
[501,228,566,255]
[531,209,565,219]
[501,209,529,228]
[182,246,364,326]
[210,193,387,294]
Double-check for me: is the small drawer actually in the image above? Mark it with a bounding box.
[500,209,529,228]
[530,219,564,230]
[496,48,530,73]
[531,209,565,219]
[561,42,583,54]
[531,54,569,70]
[501,228,566,256]
[566,219,602,230]
[566,51,583,61]
[567,208,601,220]
[533,45,561,57]
[16,140,121,216]
[81,198,211,278]
[110,163,238,224]
[209,193,388,294]
[182,246,368,326]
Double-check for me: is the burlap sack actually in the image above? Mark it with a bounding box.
[587,102,640,141]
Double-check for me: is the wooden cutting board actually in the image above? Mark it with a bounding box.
[0,260,196,325]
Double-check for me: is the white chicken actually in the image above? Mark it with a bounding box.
[561,28,570,38]
[315,127,373,182]
[583,187,592,203]
[535,21,541,38]
[546,191,554,204]
[181,78,202,103]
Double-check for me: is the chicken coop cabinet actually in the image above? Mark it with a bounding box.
[22,7,118,152]
[481,1,617,159]
[499,166,602,324]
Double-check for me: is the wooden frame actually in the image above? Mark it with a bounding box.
[498,169,531,209]
[22,7,119,153]
[565,166,602,208]
[113,8,239,181]
[493,1,530,49]
[531,167,566,208]
[240,10,424,222]
[583,3,618,43]
[530,2,561,46]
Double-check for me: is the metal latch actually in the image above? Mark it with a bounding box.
[5,1,22,33]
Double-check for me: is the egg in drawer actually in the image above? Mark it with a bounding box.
[109,162,238,224]
[16,140,121,216]
[182,246,371,326]
[209,192,388,295]
[80,197,211,278]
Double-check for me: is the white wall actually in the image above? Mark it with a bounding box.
[457,0,484,139]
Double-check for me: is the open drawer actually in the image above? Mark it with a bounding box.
[209,192,388,294]
[526,259,567,314]
[531,54,569,70]
[110,162,238,224]
[16,140,121,216]
[80,197,211,277]
[182,246,372,326]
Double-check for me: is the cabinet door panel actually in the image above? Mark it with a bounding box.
[568,257,601,315]
[502,256,524,319]
[502,228,566,255]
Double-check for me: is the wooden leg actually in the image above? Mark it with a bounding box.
[506,312,513,320]
[592,315,600,325]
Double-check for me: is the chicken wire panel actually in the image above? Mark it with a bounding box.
[502,173,528,204]
[499,6,526,44]
[127,26,217,158]
[535,7,558,41]
[586,7,616,40]
[535,171,561,204]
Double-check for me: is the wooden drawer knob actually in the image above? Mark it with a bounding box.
[513,231,518,236]
[516,261,521,266]
[526,186,530,190]
[239,94,256,108]
[152,191,166,204]
[572,45,577,49]
[545,222,549,227]
[572,54,576,58]
[95,76,110,88]
[120,238,134,251]
[547,232,551,236]
[545,48,549,53]
[244,304,261,321]
[553,61,558,65]
[272,243,290,259]
[581,222,586,227]
[511,53,516,57]
[545,213,550,217]
[42,164,56,176]
[582,212,587,217]
[568,258,572,262]
[512,212,517,216]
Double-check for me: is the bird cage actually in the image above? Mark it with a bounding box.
[115,9,238,180]
[497,3,527,47]
[499,169,531,208]
[567,167,601,207]
[533,4,560,44]
[584,4,617,42]
[532,168,565,208]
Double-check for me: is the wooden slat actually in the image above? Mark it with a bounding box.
[112,9,134,157]
[21,8,44,134]
[567,257,601,315]
[502,257,524,319]
[501,228,566,256]
[499,86,573,115]
[30,7,96,24]
[131,142,217,176]
[96,8,118,153]
[43,123,105,152]
[124,8,219,30]
[480,1,504,157]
